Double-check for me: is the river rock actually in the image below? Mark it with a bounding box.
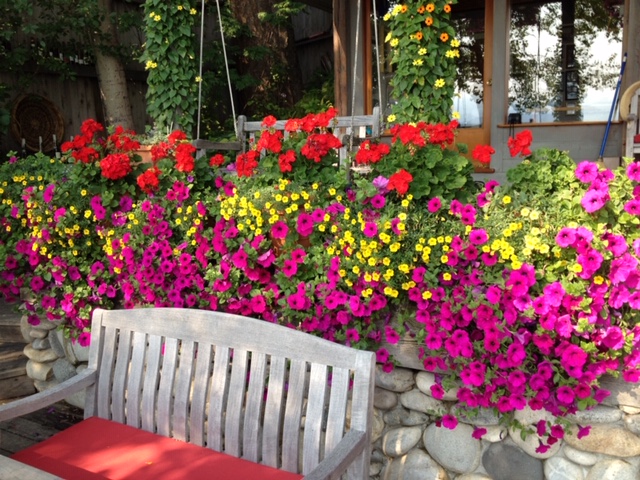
[23,344,59,363]
[376,366,415,392]
[52,358,77,383]
[48,331,66,358]
[424,422,481,474]
[586,458,638,480]
[372,408,385,443]
[563,444,599,466]
[544,456,584,480]
[565,424,640,457]
[384,405,411,426]
[416,371,459,401]
[508,426,562,459]
[566,405,623,424]
[482,425,508,443]
[382,449,449,480]
[29,328,47,339]
[456,475,492,480]
[513,405,556,426]
[31,337,50,350]
[620,406,640,415]
[599,376,640,409]
[451,405,500,426]
[624,414,640,436]
[26,359,53,381]
[375,387,398,410]
[482,442,544,480]
[400,389,446,416]
[382,426,423,457]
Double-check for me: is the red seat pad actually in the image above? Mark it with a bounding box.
[11,417,303,480]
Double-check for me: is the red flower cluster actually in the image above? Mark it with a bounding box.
[237,150,260,177]
[168,130,188,145]
[100,153,132,180]
[61,120,103,164]
[175,143,196,173]
[508,129,533,157]
[425,120,459,149]
[387,169,413,195]
[283,107,339,133]
[107,126,140,152]
[472,144,495,165]
[278,150,297,173]
[151,142,171,162]
[301,133,343,162]
[209,154,226,167]
[354,140,390,165]
[137,166,161,193]
[390,123,427,147]
[256,130,283,153]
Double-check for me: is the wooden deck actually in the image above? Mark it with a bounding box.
[0,401,83,457]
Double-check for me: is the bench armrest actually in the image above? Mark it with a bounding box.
[0,368,97,422]
[303,429,368,480]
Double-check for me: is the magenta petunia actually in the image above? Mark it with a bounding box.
[441,414,458,429]
[468,228,488,246]
[363,222,378,238]
[427,197,442,213]
[581,189,607,213]
[370,194,386,209]
[555,227,576,248]
[624,198,640,216]
[627,161,640,182]
[556,385,575,405]
[575,161,599,183]
[376,348,389,363]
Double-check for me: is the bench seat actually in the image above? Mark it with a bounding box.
[13,417,302,480]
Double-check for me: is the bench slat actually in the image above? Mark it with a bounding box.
[282,358,307,472]
[302,363,328,474]
[262,355,286,468]
[243,351,267,462]
[324,366,349,453]
[224,348,248,457]
[157,337,179,437]
[189,342,213,447]
[141,334,162,433]
[125,330,147,428]
[96,326,118,419]
[208,345,230,451]
[173,340,195,442]
[111,330,132,424]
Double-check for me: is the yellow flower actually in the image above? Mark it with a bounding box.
[145,60,158,70]
[190,8,197,15]
[413,59,424,66]
[81,189,87,196]
[443,272,452,281]
[418,47,427,55]
[387,114,397,123]
[434,78,445,88]
[422,290,432,300]
[502,195,512,205]
[594,276,605,285]
[452,111,461,119]
[153,14,161,21]
[390,38,399,47]
[177,5,183,9]
[520,207,530,217]
[195,76,202,83]
[441,255,448,264]
[451,39,461,47]
[530,210,540,220]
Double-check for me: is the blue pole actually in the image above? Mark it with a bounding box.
[599,52,627,160]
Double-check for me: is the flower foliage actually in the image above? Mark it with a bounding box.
[1,117,640,451]
[384,1,459,124]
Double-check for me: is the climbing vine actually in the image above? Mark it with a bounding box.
[142,0,199,135]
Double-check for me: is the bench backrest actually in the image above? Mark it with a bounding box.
[85,308,375,477]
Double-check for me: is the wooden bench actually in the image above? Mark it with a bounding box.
[0,308,375,479]
[194,107,381,164]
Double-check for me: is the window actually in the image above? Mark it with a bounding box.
[508,0,624,123]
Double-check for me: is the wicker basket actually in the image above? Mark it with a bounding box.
[10,94,65,153]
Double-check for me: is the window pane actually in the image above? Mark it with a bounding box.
[509,0,623,123]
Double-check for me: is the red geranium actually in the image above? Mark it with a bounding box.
[387,169,413,196]
[175,143,196,172]
[236,150,260,177]
[278,150,297,173]
[425,120,459,149]
[300,133,342,162]
[100,153,132,180]
[137,167,161,193]
[261,115,277,128]
[508,130,533,157]
[151,142,171,162]
[355,140,390,165]
[472,144,495,165]
[168,130,187,146]
[390,123,427,147]
[256,130,283,154]
[108,126,140,151]
[209,154,226,167]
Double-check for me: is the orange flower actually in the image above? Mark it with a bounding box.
[444,4,451,13]
[401,4,408,13]
[440,32,449,42]
[425,17,433,26]
[426,3,435,12]
[415,31,423,41]
[417,5,425,13]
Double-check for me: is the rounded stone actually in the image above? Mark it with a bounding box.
[456,475,492,480]
[33,378,60,392]
[423,422,481,474]
[401,410,430,426]
[451,404,500,426]
[599,375,640,409]
[565,424,640,457]
[31,337,51,350]
[375,366,415,393]
[374,387,398,410]
[482,442,544,480]
[26,359,54,381]
[52,358,78,383]
[566,405,622,424]
[29,329,48,339]
[20,314,33,342]
[415,371,459,401]
[48,331,66,358]
[23,344,59,363]
[382,448,448,480]
[372,408,385,443]
[370,462,383,477]
[508,426,562,459]
[482,425,508,443]
[28,316,58,331]
[586,458,639,480]
[544,456,584,480]
[563,444,599,466]
[382,426,423,457]
[399,389,446,416]
[624,414,640,436]
[620,406,640,415]
[384,405,411,426]
[513,405,556,426]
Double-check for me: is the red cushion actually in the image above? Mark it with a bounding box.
[12,417,303,480]
[634,134,640,144]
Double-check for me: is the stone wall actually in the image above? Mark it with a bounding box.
[370,365,640,480]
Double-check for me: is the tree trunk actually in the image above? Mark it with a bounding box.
[229,0,303,118]
[94,0,135,130]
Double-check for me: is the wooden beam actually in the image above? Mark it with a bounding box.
[333,0,349,115]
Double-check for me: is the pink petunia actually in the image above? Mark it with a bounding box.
[469,228,488,245]
[555,227,576,248]
[441,414,458,429]
[271,221,289,239]
[627,161,640,182]
[427,197,442,213]
[581,189,607,213]
[575,161,599,183]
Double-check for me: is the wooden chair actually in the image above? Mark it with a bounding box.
[0,308,375,479]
